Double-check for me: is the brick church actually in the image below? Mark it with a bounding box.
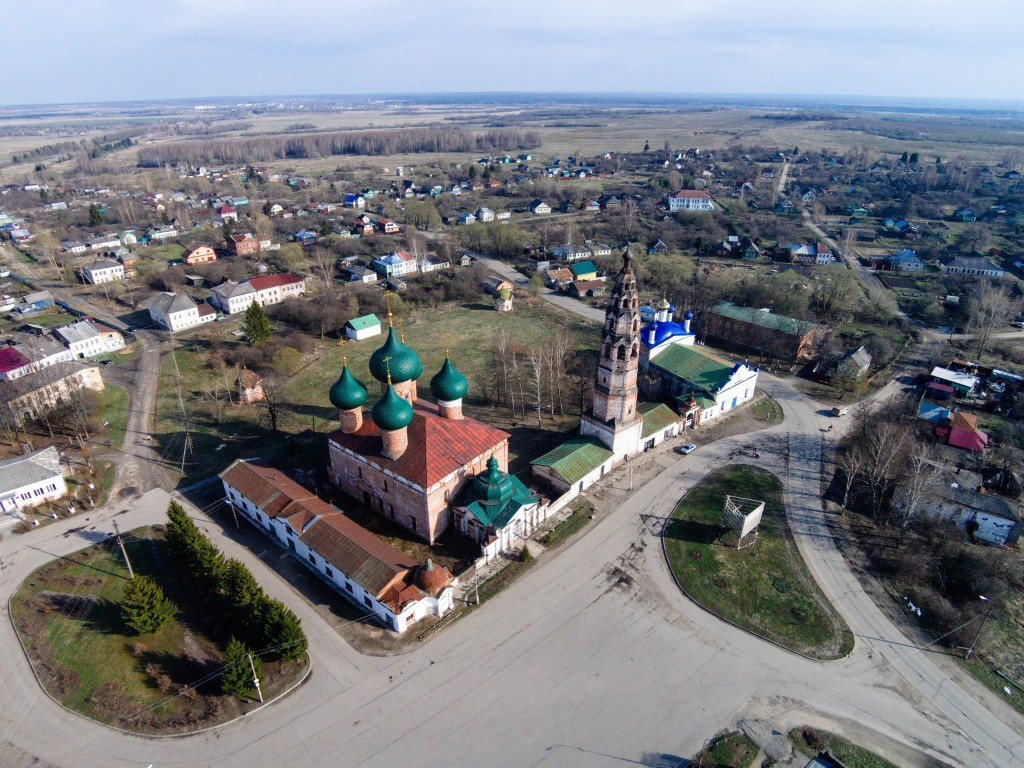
[326,314,513,544]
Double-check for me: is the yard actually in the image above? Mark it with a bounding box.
[154,300,599,485]
[10,526,307,733]
[691,731,759,768]
[663,464,852,659]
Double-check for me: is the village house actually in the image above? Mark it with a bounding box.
[54,320,114,359]
[0,447,67,524]
[667,189,715,212]
[227,232,259,257]
[1,362,104,427]
[940,256,1004,279]
[220,459,453,633]
[80,259,124,285]
[370,251,418,279]
[342,265,378,284]
[872,249,925,272]
[145,292,216,332]
[146,225,178,241]
[210,273,306,315]
[529,199,551,214]
[481,276,512,296]
[0,334,72,380]
[182,244,217,265]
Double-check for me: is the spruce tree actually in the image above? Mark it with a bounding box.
[121,576,177,634]
[221,637,260,697]
[243,301,271,347]
[261,598,308,661]
[88,203,103,226]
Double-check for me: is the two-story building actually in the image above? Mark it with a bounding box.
[0,447,67,524]
[145,292,216,332]
[370,251,418,278]
[182,244,217,265]
[80,259,124,285]
[667,189,715,212]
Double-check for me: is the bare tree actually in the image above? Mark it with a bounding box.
[493,329,515,415]
[863,421,913,522]
[836,443,866,511]
[966,281,1024,359]
[891,446,941,544]
[254,377,287,433]
[526,346,545,426]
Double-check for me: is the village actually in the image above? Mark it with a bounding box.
[0,94,1021,768]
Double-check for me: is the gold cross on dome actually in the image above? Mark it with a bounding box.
[337,336,347,365]
[383,355,393,384]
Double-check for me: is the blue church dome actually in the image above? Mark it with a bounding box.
[641,320,693,349]
[683,309,694,320]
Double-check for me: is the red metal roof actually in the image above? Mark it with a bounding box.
[219,459,420,600]
[328,400,510,488]
[0,346,31,374]
[247,273,303,291]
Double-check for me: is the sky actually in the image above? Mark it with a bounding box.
[4,0,1023,106]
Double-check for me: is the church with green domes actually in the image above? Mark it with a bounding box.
[326,314,544,549]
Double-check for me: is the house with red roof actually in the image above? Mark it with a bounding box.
[220,458,453,633]
[216,205,238,223]
[939,411,989,452]
[0,346,33,380]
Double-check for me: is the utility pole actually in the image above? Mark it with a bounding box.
[112,519,134,579]
[228,500,239,529]
[475,571,480,605]
[248,653,264,703]
[171,349,195,472]
[966,596,993,660]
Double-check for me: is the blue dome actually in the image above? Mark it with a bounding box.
[683,309,694,320]
[641,321,693,348]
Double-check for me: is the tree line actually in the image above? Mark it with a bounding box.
[165,500,308,663]
[136,127,540,167]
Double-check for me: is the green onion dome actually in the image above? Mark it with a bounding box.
[371,383,414,432]
[430,356,468,402]
[328,364,368,411]
[368,327,422,383]
[470,456,517,505]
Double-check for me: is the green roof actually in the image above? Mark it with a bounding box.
[694,393,716,410]
[328,365,368,411]
[570,260,598,276]
[371,384,413,431]
[650,344,735,393]
[455,456,538,529]
[347,313,381,332]
[639,402,679,438]
[369,326,423,383]
[711,301,819,336]
[531,437,613,485]
[430,356,468,402]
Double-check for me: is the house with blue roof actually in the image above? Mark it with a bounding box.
[294,229,317,246]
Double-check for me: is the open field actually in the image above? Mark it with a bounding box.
[663,464,852,659]
[154,299,600,485]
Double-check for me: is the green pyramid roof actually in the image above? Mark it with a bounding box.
[455,456,538,529]
[369,326,422,383]
[371,384,413,431]
[328,364,368,411]
[430,356,468,402]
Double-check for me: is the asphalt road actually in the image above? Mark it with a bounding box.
[0,250,1022,766]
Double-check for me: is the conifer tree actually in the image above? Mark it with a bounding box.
[221,637,260,697]
[121,576,177,634]
[88,203,103,226]
[261,598,308,661]
[243,301,271,347]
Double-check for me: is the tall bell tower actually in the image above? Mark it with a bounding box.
[580,247,644,460]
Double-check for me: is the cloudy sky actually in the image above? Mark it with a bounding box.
[4,0,1022,105]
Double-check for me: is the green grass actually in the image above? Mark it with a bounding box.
[541,502,593,548]
[789,727,900,768]
[477,559,532,604]
[101,382,130,449]
[145,243,186,262]
[751,396,783,425]
[10,526,305,732]
[693,731,759,768]
[663,465,852,659]
[155,300,599,484]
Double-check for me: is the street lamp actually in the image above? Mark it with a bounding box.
[965,595,993,660]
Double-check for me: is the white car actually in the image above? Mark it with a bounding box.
[675,444,697,455]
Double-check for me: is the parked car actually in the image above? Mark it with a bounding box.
[675,444,697,455]
[832,406,849,417]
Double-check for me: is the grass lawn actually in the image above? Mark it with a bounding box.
[692,731,759,768]
[100,382,130,450]
[751,395,783,425]
[663,464,852,659]
[144,243,186,262]
[10,526,306,733]
[540,501,594,548]
[156,300,599,484]
[789,727,900,768]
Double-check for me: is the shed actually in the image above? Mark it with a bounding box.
[345,314,383,341]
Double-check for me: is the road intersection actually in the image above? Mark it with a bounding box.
[0,251,1021,766]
